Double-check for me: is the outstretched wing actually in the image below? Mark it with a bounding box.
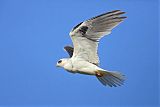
[64,46,74,57]
[69,10,126,65]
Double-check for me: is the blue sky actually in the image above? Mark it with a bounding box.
[0,0,159,107]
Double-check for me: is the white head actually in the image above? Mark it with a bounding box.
[56,58,69,68]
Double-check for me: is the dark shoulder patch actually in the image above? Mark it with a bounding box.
[72,22,83,31]
[79,26,88,35]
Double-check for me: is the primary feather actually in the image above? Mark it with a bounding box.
[69,10,126,65]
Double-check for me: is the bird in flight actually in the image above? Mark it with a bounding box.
[56,10,127,87]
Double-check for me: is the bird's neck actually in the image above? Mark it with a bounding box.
[63,59,73,71]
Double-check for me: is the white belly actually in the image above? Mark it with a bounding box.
[71,59,98,75]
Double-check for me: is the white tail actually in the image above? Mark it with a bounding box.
[96,70,125,87]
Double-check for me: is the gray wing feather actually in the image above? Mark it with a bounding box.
[70,10,127,65]
[83,10,127,41]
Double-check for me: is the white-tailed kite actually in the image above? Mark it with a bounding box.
[56,10,126,87]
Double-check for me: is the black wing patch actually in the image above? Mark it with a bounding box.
[72,22,83,32]
[64,46,74,57]
[79,26,88,35]
[79,26,99,42]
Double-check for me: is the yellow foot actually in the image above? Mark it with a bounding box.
[95,71,104,77]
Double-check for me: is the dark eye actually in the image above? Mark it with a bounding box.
[58,60,62,64]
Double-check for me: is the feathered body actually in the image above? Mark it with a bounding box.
[56,10,126,87]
